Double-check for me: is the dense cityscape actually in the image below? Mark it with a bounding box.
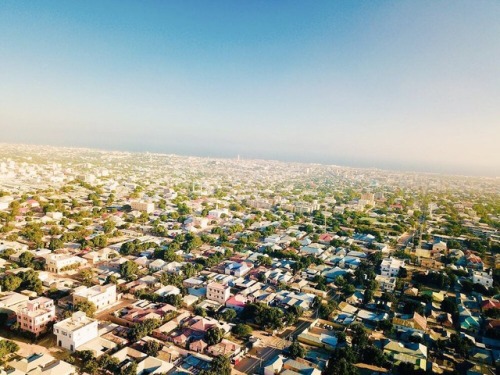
[0,143,498,375]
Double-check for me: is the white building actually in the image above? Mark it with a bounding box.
[44,254,87,273]
[183,216,208,231]
[224,262,251,277]
[208,208,229,219]
[472,271,493,288]
[432,241,447,252]
[16,297,56,336]
[375,275,397,292]
[155,285,181,297]
[73,284,117,312]
[381,257,405,277]
[54,311,98,351]
[130,201,155,213]
[206,282,231,304]
[149,259,167,272]
[46,211,63,220]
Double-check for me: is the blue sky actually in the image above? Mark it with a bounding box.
[0,1,499,175]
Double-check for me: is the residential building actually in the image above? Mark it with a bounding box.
[7,353,77,375]
[383,340,427,372]
[224,261,251,277]
[54,311,98,351]
[73,284,117,311]
[392,312,427,334]
[380,257,405,277]
[44,254,87,273]
[206,282,231,304]
[225,294,248,312]
[472,271,493,288]
[375,275,396,292]
[0,291,30,313]
[207,339,241,358]
[432,241,447,253]
[16,297,55,336]
[131,201,155,213]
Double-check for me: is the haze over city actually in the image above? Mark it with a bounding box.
[1,1,499,176]
[0,3,500,373]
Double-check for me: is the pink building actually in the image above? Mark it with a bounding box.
[16,297,56,336]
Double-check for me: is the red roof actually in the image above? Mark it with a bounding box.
[482,300,500,310]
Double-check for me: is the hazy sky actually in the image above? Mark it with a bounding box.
[0,1,499,176]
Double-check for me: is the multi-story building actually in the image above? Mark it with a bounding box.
[73,284,117,312]
[206,282,230,304]
[16,297,56,336]
[472,271,493,288]
[380,257,405,277]
[375,275,397,292]
[130,201,155,213]
[54,311,98,351]
[44,254,87,273]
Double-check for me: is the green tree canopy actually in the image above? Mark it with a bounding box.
[74,300,97,318]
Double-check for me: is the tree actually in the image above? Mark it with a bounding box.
[449,333,472,358]
[181,263,198,278]
[92,235,108,248]
[323,357,358,375]
[377,319,394,334]
[257,255,272,267]
[0,339,20,359]
[350,324,369,351]
[358,346,388,368]
[103,220,115,234]
[288,340,305,359]
[363,289,373,305]
[48,237,64,250]
[9,200,20,216]
[120,361,137,375]
[221,309,237,322]
[19,251,35,268]
[98,354,120,373]
[195,306,207,317]
[398,267,408,278]
[319,300,337,319]
[144,340,162,357]
[74,300,97,318]
[343,284,356,296]
[107,275,118,284]
[1,274,22,291]
[80,268,95,287]
[165,294,182,307]
[441,296,458,316]
[164,249,181,262]
[0,248,15,259]
[208,355,231,375]
[128,319,162,341]
[205,326,224,346]
[120,260,139,280]
[242,302,285,330]
[184,235,203,251]
[19,270,43,294]
[232,323,253,339]
[76,350,99,374]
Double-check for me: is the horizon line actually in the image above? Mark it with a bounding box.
[1,141,498,180]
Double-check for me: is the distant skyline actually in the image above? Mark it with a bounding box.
[1,1,499,176]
